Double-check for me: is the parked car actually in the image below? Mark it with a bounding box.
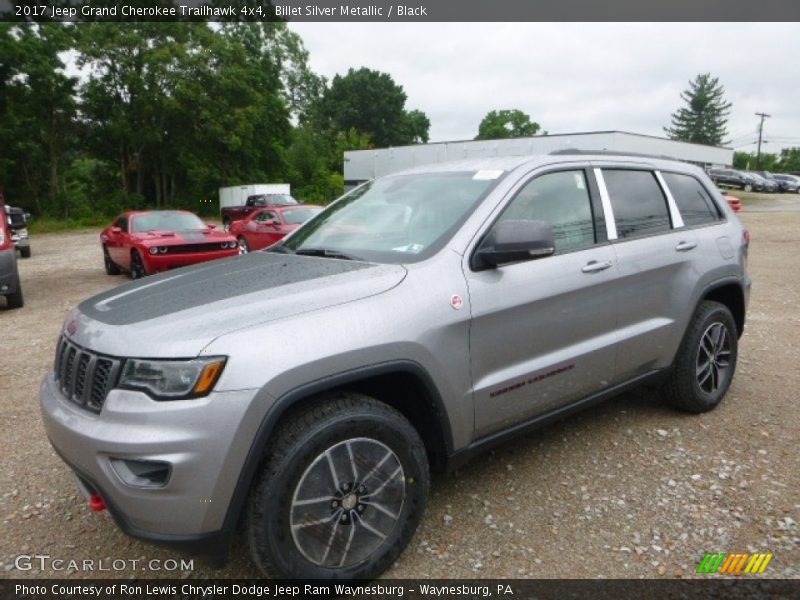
[230,205,324,253]
[770,174,800,193]
[100,210,239,279]
[42,154,750,580]
[724,194,742,212]
[742,172,779,193]
[6,206,31,258]
[220,192,298,232]
[0,203,23,308]
[707,168,752,191]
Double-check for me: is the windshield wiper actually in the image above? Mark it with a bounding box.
[295,248,362,261]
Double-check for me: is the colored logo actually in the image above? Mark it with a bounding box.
[696,552,773,575]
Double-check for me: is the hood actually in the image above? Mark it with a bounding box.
[69,252,406,357]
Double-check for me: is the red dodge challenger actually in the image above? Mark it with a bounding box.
[100,210,239,279]
[230,205,323,253]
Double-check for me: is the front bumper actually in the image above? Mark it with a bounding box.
[40,372,258,543]
[142,249,238,273]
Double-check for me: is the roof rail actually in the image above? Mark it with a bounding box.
[548,149,682,161]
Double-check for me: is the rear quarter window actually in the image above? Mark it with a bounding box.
[662,172,721,227]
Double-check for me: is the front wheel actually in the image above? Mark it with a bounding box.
[103,247,121,275]
[237,236,249,255]
[246,393,429,579]
[743,183,753,192]
[130,250,147,280]
[662,301,738,413]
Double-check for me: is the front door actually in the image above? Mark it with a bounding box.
[466,168,619,439]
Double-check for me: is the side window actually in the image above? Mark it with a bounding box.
[602,170,671,239]
[257,211,278,223]
[661,172,720,227]
[114,217,128,233]
[497,170,595,254]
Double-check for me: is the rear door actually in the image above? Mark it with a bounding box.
[466,167,620,438]
[594,166,699,382]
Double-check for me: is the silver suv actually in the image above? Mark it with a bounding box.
[40,153,750,579]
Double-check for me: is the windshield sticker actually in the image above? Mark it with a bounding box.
[473,169,504,180]
[574,173,586,190]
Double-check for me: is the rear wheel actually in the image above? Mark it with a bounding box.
[237,236,249,255]
[662,301,738,413]
[246,393,429,580]
[130,250,146,279]
[103,246,121,275]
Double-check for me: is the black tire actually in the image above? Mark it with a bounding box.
[19,246,31,259]
[246,392,430,580]
[237,236,249,255]
[662,301,738,413]
[4,279,23,309]
[103,246,121,275]
[130,250,146,279]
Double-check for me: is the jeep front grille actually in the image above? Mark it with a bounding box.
[53,336,122,413]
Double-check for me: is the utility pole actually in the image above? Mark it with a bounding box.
[755,112,771,168]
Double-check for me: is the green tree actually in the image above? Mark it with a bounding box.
[664,73,732,146]
[0,23,77,216]
[317,67,429,147]
[475,109,540,140]
[776,147,800,172]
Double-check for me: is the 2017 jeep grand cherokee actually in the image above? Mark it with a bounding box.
[40,153,750,579]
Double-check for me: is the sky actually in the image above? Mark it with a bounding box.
[289,22,800,153]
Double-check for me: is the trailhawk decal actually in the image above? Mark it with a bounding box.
[489,364,575,398]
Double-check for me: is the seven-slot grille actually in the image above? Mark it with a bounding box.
[53,336,122,413]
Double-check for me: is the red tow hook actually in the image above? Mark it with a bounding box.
[89,494,107,512]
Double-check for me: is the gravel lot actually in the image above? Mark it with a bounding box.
[1,199,798,580]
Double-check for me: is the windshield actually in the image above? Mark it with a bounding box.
[282,207,323,225]
[279,171,502,263]
[131,212,206,232]
[252,194,297,206]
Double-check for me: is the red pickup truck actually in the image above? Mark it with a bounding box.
[221,193,298,231]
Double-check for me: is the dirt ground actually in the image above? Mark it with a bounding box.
[0,200,798,579]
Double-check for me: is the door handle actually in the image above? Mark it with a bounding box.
[581,260,613,273]
[675,241,698,252]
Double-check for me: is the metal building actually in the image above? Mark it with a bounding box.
[343,130,733,187]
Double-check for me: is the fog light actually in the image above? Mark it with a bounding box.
[110,458,171,488]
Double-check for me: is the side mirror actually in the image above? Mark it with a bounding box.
[476,219,555,268]
[206,223,217,229]
[110,226,122,234]
[266,219,280,227]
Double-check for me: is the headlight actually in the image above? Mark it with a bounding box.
[118,356,226,400]
[149,247,158,255]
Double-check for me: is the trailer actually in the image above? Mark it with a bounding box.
[219,184,291,210]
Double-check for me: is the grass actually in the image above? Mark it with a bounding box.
[27,216,110,234]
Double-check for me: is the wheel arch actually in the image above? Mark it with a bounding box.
[701,281,746,338]
[220,360,453,535]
